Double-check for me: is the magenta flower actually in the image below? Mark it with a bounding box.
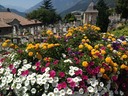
[21,70,29,76]
[12,68,17,74]
[82,75,88,80]
[112,76,118,81]
[53,60,59,65]
[35,61,41,67]
[9,64,14,70]
[45,62,50,67]
[67,78,73,83]
[41,67,46,73]
[49,70,56,78]
[69,81,76,88]
[75,69,83,75]
[59,72,65,78]
[36,66,40,71]
[57,82,67,90]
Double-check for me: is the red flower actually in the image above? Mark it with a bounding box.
[21,70,29,76]
[75,69,83,75]
[49,70,56,78]
[12,68,17,74]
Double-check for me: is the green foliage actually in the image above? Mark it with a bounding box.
[63,13,76,23]
[115,0,128,19]
[96,0,110,32]
[26,0,61,25]
[111,24,128,37]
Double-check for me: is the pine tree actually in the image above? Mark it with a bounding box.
[115,0,128,20]
[96,0,110,32]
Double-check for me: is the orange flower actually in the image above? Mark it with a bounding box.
[120,64,127,69]
[105,57,112,63]
[28,52,33,57]
[82,61,88,67]
[36,52,42,60]
[102,74,110,80]
[100,68,105,73]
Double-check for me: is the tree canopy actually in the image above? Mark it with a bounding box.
[115,0,128,20]
[26,0,61,25]
[96,0,110,32]
[63,13,76,23]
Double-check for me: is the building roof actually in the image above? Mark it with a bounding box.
[0,19,12,28]
[0,12,42,28]
[85,1,98,13]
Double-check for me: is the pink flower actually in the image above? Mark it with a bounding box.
[67,78,73,83]
[45,62,50,67]
[53,60,59,65]
[70,81,76,88]
[9,64,14,70]
[112,76,118,81]
[41,67,46,73]
[12,68,17,74]
[49,70,56,78]
[21,70,29,76]
[75,69,83,75]
[35,62,41,67]
[57,82,67,90]
[59,72,65,78]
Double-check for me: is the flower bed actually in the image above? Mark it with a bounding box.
[0,24,128,96]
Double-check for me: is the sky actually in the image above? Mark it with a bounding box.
[0,0,42,9]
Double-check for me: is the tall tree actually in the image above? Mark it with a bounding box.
[115,0,128,20]
[96,0,110,32]
[26,0,61,25]
[64,13,76,23]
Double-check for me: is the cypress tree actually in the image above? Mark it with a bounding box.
[96,0,110,32]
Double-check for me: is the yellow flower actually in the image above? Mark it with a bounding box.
[87,45,93,51]
[94,45,99,49]
[48,44,54,49]
[113,67,118,73]
[28,52,33,57]
[121,54,127,59]
[46,30,53,35]
[42,45,47,50]
[5,39,11,43]
[100,68,105,73]
[105,57,112,63]
[112,38,116,41]
[2,42,8,48]
[101,50,106,55]
[122,41,127,45]
[107,44,111,48]
[120,64,127,69]
[79,44,84,49]
[81,39,86,43]
[82,61,88,67]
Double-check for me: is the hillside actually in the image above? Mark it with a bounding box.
[60,0,116,17]
[25,0,80,13]
[0,5,26,17]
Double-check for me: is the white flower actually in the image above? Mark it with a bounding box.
[69,70,75,76]
[90,80,98,87]
[32,66,37,70]
[23,93,29,96]
[2,77,7,83]
[42,79,47,84]
[24,80,29,86]
[62,53,66,58]
[16,83,22,89]
[100,82,104,87]
[45,67,50,72]
[79,88,84,94]
[25,64,31,69]
[44,83,49,89]
[7,77,13,83]
[30,78,36,85]
[22,86,28,93]
[66,88,72,95]
[23,59,27,64]
[120,91,124,96]
[48,92,55,96]
[60,89,65,96]
[54,88,59,93]
[48,77,53,83]
[31,88,36,94]
[64,59,72,63]
[53,77,59,83]
[73,67,79,71]
[0,68,4,74]
[87,86,94,93]
[15,77,21,83]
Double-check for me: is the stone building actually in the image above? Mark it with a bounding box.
[0,12,42,35]
[83,1,98,25]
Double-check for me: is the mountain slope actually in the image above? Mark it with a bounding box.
[0,5,26,17]
[60,0,116,17]
[25,0,80,13]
